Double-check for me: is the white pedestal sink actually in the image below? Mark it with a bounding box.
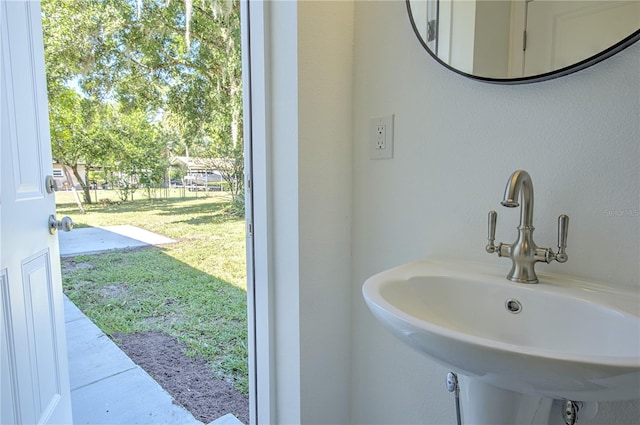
[362,259,640,424]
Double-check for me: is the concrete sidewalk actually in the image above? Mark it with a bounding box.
[60,223,244,424]
[64,296,203,424]
[65,297,244,425]
[59,225,176,257]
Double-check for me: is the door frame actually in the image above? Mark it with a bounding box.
[241,1,275,423]
[2,1,270,423]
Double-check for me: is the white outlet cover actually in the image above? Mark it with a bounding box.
[370,115,394,159]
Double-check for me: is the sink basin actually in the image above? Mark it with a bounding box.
[362,259,640,402]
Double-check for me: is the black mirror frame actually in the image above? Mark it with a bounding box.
[406,0,640,85]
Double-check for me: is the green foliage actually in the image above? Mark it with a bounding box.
[106,108,169,201]
[48,88,117,203]
[169,168,186,182]
[42,0,243,204]
[230,187,245,217]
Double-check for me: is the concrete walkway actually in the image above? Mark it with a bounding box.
[64,296,203,425]
[60,226,244,425]
[65,296,244,425]
[59,225,177,257]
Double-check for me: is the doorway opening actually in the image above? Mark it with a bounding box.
[43,0,250,422]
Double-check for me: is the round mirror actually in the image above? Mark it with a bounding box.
[407,0,640,84]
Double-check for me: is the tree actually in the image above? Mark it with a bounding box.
[42,0,243,204]
[49,88,114,203]
[106,108,169,201]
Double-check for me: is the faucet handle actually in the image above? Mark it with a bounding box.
[486,210,497,253]
[556,214,569,263]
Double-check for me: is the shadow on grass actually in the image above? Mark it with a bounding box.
[155,201,233,217]
[61,246,248,394]
[170,213,245,226]
[58,196,230,215]
[57,195,244,228]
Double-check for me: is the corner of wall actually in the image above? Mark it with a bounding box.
[298,1,355,423]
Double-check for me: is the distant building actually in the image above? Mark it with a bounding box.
[170,156,225,190]
[52,162,86,190]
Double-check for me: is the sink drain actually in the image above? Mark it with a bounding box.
[505,298,523,314]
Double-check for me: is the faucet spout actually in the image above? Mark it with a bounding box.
[485,170,568,284]
[501,170,534,228]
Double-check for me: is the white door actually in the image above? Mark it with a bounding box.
[1,1,73,424]
[524,0,640,76]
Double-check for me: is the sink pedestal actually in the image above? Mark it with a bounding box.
[458,376,554,425]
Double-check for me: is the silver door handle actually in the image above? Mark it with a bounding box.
[49,215,74,234]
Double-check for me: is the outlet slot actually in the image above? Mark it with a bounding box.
[370,115,394,159]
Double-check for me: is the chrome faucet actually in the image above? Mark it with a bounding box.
[486,170,569,283]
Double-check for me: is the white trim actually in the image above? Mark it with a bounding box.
[242,2,354,422]
[242,1,275,423]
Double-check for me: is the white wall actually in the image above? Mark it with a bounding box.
[473,0,511,77]
[260,1,354,423]
[298,1,354,423]
[449,0,476,72]
[350,1,639,424]
[269,2,301,421]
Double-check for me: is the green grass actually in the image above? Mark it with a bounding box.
[57,190,248,393]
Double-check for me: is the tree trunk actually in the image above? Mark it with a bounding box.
[230,78,240,149]
[59,159,85,214]
[71,164,92,204]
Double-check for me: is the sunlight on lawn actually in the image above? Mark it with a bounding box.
[56,189,247,290]
[57,190,249,392]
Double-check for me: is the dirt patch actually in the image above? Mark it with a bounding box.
[112,331,249,424]
[100,284,129,299]
[61,260,93,274]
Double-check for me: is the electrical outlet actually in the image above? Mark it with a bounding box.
[375,125,386,150]
[370,115,394,159]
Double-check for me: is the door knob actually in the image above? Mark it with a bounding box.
[49,215,74,234]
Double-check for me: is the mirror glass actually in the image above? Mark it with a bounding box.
[407,0,640,83]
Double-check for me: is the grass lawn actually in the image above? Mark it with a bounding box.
[56,189,248,393]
